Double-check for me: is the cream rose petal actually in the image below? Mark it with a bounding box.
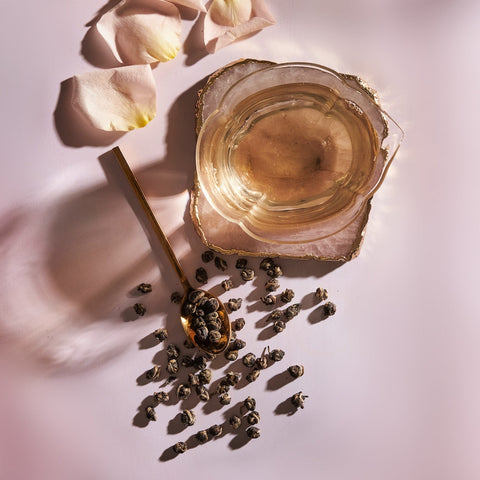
[97,0,182,65]
[168,0,206,12]
[209,0,252,26]
[205,0,275,53]
[72,65,157,131]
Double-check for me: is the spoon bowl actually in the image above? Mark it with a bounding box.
[113,147,231,355]
[180,288,230,355]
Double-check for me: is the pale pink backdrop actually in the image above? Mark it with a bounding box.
[1,1,479,479]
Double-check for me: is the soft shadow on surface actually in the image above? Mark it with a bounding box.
[99,76,208,198]
[52,74,210,326]
[183,12,209,66]
[280,258,343,279]
[3,77,210,369]
[44,180,163,322]
[167,412,189,435]
[54,78,125,148]
[176,4,201,21]
[274,397,297,416]
[161,75,209,191]
[0,185,162,370]
[266,370,295,391]
[307,305,334,325]
[81,24,123,69]
[85,0,123,27]
[81,0,124,68]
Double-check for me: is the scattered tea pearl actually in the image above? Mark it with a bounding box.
[137,283,152,293]
[246,427,261,439]
[229,415,242,429]
[134,303,146,316]
[315,287,328,301]
[145,406,156,421]
[323,301,337,316]
[173,442,187,454]
[291,392,308,409]
[288,365,305,378]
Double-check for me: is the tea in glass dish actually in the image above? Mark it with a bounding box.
[225,82,378,206]
[196,63,402,244]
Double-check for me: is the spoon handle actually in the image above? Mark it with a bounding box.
[113,147,191,292]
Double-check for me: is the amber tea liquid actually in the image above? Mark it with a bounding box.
[215,83,379,216]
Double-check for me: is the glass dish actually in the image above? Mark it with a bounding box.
[196,62,403,244]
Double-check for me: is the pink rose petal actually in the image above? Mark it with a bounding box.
[97,0,182,65]
[72,65,157,131]
[204,0,275,53]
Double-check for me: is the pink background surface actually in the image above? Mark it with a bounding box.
[1,1,480,479]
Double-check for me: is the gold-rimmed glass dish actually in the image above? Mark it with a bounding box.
[196,62,403,244]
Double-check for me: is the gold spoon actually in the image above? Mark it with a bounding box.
[112,147,231,355]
